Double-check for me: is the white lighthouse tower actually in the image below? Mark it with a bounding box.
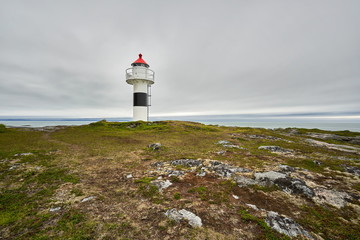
[126,54,155,121]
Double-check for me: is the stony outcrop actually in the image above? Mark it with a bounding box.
[151,180,172,192]
[273,178,315,198]
[154,159,251,179]
[148,143,162,150]
[278,164,295,173]
[258,146,293,154]
[235,176,258,187]
[341,164,360,176]
[170,159,203,167]
[216,140,245,149]
[306,138,360,154]
[306,132,360,145]
[165,209,202,228]
[14,152,34,156]
[266,211,313,239]
[254,171,287,182]
[254,171,314,198]
[313,188,352,208]
[208,160,251,178]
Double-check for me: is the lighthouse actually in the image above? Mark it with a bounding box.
[126,54,155,121]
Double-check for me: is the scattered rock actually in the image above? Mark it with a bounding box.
[246,204,258,210]
[215,150,227,155]
[313,188,352,208]
[273,178,315,198]
[235,176,258,187]
[245,134,289,142]
[254,171,314,198]
[306,132,360,145]
[9,164,21,170]
[152,162,164,167]
[313,160,321,166]
[14,153,33,157]
[126,174,133,179]
[266,211,313,239]
[341,164,360,176]
[170,159,203,167]
[258,146,293,154]
[178,209,202,228]
[209,162,250,178]
[164,208,183,222]
[166,170,185,177]
[165,209,202,228]
[287,129,300,135]
[217,140,231,145]
[148,143,162,150]
[223,144,244,149]
[217,140,244,149]
[126,123,140,128]
[49,207,61,212]
[81,196,95,203]
[151,180,172,191]
[306,138,360,154]
[196,167,206,177]
[278,164,295,173]
[254,171,287,182]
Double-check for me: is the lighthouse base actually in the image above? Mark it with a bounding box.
[133,106,148,121]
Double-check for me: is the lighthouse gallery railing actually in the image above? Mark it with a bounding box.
[126,68,155,82]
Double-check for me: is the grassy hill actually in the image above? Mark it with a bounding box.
[0,121,359,239]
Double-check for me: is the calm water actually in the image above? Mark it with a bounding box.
[1,117,360,132]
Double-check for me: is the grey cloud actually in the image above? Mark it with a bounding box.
[0,0,359,117]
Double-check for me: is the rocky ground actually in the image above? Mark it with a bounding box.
[0,121,359,239]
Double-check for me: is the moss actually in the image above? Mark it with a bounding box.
[0,190,29,226]
[219,180,237,191]
[188,186,229,204]
[353,183,360,191]
[293,128,360,137]
[55,209,96,239]
[173,192,181,200]
[71,188,84,197]
[134,177,156,184]
[238,208,291,240]
[298,205,360,239]
[36,168,79,184]
[169,176,181,182]
[0,123,6,133]
[134,177,162,203]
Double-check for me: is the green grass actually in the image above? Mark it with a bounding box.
[238,208,291,240]
[173,192,181,200]
[291,128,360,137]
[0,123,6,133]
[250,184,280,193]
[54,209,96,240]
[187,185,230,204]
[298,205,360,240]
[1,121,359,239]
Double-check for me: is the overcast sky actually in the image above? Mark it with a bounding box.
[0,0,359,118]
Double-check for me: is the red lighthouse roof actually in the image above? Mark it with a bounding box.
[131,53,149,67]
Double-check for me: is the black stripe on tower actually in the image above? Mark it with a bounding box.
[133,92,148,106]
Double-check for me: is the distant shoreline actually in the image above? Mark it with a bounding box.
[1,119,360,132]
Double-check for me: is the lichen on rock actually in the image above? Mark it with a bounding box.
[266,211,313,239]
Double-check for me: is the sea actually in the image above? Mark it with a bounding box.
[1,115,360,132]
